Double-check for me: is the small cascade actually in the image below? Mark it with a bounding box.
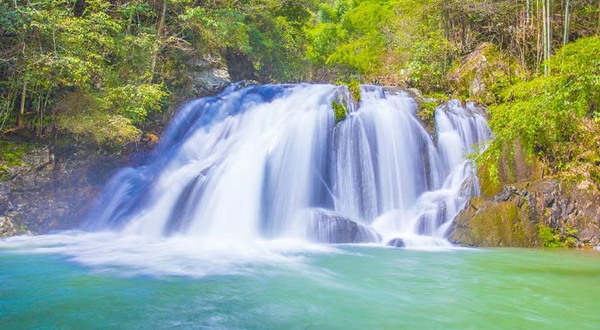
[85,84,490,247]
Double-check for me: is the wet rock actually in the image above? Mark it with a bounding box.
[0,216,17,237]
[387,238,406,248]
[579,226,600,245]
[449,197,540,247]
[0,144,131,236]
[450,178,600,247]
[307,210,380,244]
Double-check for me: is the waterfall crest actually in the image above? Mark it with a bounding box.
[86,84,490,247]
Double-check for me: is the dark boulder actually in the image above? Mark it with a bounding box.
[387,238,406,248]
[307,209,380,244]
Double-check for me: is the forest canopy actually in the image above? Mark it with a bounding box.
[1,0,598,168]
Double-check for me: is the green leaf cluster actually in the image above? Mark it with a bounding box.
[479,37,600,183]
[538,224,578,248]
[331,101,348,124]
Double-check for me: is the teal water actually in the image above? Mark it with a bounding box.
[1,242,600,329]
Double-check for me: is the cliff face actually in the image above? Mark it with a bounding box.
[449,179,600,247]
[0,145,135,237]
[449,140,600,248]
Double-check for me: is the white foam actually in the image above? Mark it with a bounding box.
[0,231,342,278]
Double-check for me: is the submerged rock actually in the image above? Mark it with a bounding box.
[387,238,406,248]
[307,210,380,244]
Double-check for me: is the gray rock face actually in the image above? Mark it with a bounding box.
[0,146,132,237]
[449,179,600,247]
[387,238,406,248]
[186,54,231,97]
[307,210,380,244]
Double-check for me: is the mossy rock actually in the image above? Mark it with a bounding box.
[448,42,526,105]
[0,140,40,181]
[449,197,541,247]
[330,83,360,124]
[332,101,348,124]
[478,139,541,197]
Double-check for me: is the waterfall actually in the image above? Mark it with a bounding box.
[85,84,490,247]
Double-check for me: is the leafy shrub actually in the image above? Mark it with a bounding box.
[478,37,600,183]
[332,101,347,123]
[404,33,455,93]
[538,224,578,248]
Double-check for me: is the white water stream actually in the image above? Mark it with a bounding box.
[84,84,490,248]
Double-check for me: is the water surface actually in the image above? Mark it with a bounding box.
[1,241,599,329]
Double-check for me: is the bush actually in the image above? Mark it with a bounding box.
[478,37,600,183]
[404,33,455,93]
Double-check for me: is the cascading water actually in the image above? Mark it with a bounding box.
[85,83,490,247]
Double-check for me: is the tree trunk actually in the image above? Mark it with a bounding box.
[563,0,570,45]
[18,80,27,128]
[542,0,552,76]
[150,0,167,80]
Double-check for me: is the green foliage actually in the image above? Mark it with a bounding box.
[404,33,455,93]
[104,84,168,123]
[479,37,600,183]
[332,101,348,124]
[538,224,578,248]
[0,0,320,146]
[449,43,526,104]
[53,92,142,147]
[0,140,28,180]
[57,111,142,147]
[418,101,438,124]
[1,0,598,167]
[347,79,361,102]
[305,0,456,86]
[306,0,392,78]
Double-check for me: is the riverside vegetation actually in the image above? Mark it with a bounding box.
[0,0,599,246]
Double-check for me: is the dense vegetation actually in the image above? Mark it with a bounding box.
[1,0,598,184]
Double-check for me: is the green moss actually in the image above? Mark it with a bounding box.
[477,162,502,198]
[538,224,578,248]
[417,101,437,123]
[334,78,361,103]
[347,79,361,102]
[18,223,28,234]
[449,42,526,105]
[476,139,541,196]
[590,168,600,188]
[453,200,540,247]
[332,101,348,124]
[417,93,448,125]
[0,140,32,181]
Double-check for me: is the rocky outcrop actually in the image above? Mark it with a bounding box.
[0,145,133,237]
[448,43,526,104]
[185,54,231,97]
[450,135,600,248]
[449,179,600,247]
[307,210,380,244]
